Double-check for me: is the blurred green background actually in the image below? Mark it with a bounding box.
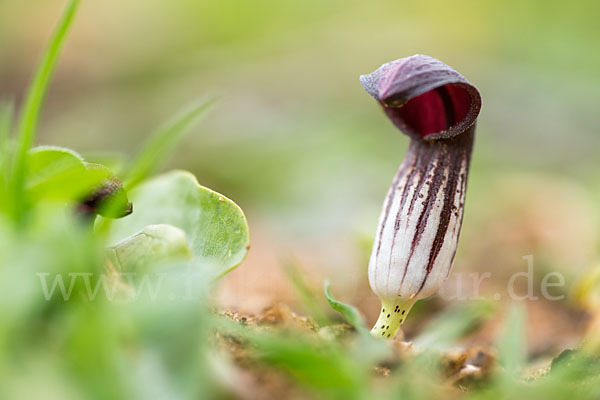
[1,0,599,330]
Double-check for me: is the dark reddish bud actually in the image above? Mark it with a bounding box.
[78,164,132,220]
[360,54,481,140]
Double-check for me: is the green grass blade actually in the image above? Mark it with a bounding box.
[11,0,80,221]
[324,280,366,331]
[0,102,14,212]
[124,98,216,190]
[497,303,527,376]
[0,102,13,170]
[413,300,495,350]
[282,257,330,327]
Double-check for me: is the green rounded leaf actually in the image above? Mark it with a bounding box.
[107,224,192,273]
[26,146,132,218]
[108,170,250,278]
[26,146,107,202]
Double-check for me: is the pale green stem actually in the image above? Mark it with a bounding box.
[371,298,417,339]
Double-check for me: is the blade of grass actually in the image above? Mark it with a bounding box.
[281,256,330,327]
[413,300,495,350]
[483,303,527,398]
[124,98,216,190]
[497,303,526,376]
[0,102,13,171]
[11,0,80,221]
[212,314,368,399]
[0,102,14,212]
[324,280,367,331]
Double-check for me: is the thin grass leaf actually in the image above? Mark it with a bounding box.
[212,315,367,399]
[0,102,14,212]
[0,102,13,171]
[124,98,216,190]
[11,0,80,221]
[497,303,527,376]
[413,300,495,350]
[478,304,528,398]
[282,256,330,327]
[255,334,366,399]
[324,280,366,331]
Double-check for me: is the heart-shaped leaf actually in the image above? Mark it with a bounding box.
[108,170,250,278]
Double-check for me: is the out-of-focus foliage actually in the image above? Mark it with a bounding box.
[26,146,106,201]
[3,0,599,229]
[324,280,366,331]
[0,3,249,399]
[107,223,192,273]
[123,99,216,190]
[2,0,600,399]
[108,170,250,278]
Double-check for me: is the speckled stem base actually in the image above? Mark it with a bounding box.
[371,298,417,339]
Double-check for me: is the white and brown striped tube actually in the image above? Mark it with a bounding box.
[361,55,481,339]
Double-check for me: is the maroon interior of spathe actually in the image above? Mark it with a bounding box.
[387,84,471,138]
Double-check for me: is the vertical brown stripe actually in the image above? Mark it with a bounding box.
[416,127,474,294]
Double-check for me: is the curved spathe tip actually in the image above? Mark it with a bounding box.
[360,55,481,141]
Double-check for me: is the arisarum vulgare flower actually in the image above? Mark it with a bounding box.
[361,55,481,339]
